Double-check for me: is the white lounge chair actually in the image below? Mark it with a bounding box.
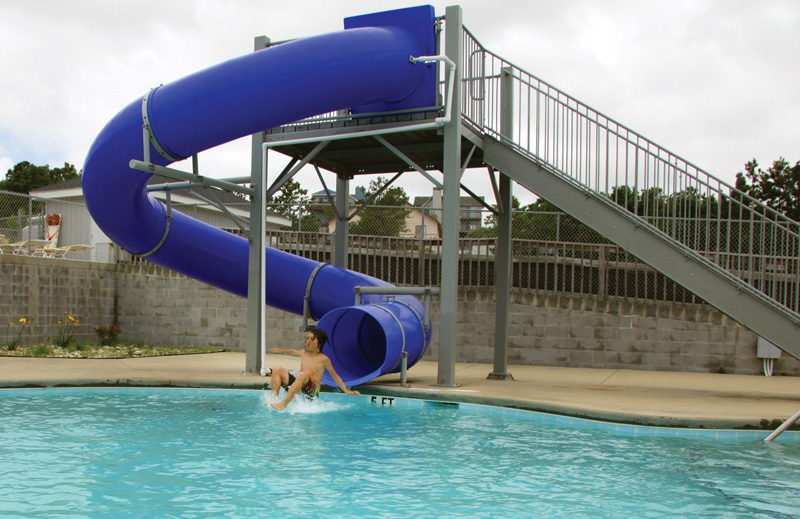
[9,239,50,255]
[47,244,94,258]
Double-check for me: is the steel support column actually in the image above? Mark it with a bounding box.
[437,5,463,386]
[489,172,514,380]
[245,35,270,375]
[488,66,515,380]
[333,173,350,268]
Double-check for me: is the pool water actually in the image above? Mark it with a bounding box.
[0,388,798,518]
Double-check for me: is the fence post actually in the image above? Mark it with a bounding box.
[418,225,425,285]
[556,212,561,242]
[27,196,34,253]
[598,244,607,300]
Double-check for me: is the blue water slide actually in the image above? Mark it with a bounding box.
[82,6,437,387]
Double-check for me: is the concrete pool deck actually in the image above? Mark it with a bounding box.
[1,352,799,430]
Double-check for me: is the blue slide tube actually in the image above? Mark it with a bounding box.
[82,6,435,387]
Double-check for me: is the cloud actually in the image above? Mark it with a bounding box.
[0,156,13,177]
[0,0,797,204]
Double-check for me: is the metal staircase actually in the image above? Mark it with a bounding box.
[460,26,800,359]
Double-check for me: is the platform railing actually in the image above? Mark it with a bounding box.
[459,24,800,316]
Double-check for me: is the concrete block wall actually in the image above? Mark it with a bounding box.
[115,262,306,350]
[421,289,799,376]
[0,254,116,344]
[3,254,798,376]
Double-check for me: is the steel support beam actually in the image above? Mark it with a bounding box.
[129,161,254,196]
[437,5,463,386]
[372,135,443,188]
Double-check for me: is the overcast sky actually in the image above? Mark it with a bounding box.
[1,0,797,205]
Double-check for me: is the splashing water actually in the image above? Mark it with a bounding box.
[260,390,352,414]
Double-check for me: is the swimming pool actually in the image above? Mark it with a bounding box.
[1,388,798,518]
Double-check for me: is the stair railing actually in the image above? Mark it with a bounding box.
[459,24,800,317]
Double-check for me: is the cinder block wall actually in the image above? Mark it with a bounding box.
[3,255,798,376]
[423,290,794,375]
[115,262,305,350]
[0,255,116,344]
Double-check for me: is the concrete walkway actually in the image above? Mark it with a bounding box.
[1,352,799,430]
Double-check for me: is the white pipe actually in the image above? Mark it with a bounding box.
[763,358,774,377]
[409,54,457,126]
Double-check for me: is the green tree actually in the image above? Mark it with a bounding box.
[735,158,800,222]
[468,197,605,243]
[303,203,334,232]
[609,185,638,212]
[521,198,605,243]
[269,178,310,229]
[349,176,410,236]
[0,161,79,193]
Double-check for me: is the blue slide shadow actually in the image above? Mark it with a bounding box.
[82,6,437,386]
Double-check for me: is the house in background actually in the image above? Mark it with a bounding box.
[314,186,441,239]
[323,203,440,239]
[413,187,485,236]
[309,187,365,206]
[317,187,484,239]
[31,175,291,262]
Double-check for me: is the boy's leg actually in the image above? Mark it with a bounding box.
[270,366,290,397]
[271,371,309,410]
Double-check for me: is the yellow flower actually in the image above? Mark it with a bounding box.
[18,317,28,325]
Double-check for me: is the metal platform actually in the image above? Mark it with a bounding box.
[264,111,485,176]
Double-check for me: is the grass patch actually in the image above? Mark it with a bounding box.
[29,344,54,357]
[0,343,225,359]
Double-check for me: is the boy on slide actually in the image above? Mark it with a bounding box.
[268,327,360,410]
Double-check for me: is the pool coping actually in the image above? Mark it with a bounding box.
[5,385,798,443]
[1,353,798,436]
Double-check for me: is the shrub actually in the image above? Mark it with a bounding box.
[95,325,121,346]
[30,344,53,357]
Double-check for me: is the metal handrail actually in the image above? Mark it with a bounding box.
[764,409,800,442]
[459,24,800,316]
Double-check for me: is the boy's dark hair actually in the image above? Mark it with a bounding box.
[307,327,328,350]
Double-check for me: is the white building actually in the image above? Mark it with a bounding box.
[30,175,291,262]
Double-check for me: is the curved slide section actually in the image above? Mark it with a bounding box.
[82,6,436,386]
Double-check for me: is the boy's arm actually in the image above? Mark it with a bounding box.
[270,347,302,356]
[324,357,360,395]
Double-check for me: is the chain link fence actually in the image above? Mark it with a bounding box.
[0,190,102,260]
[268,203,715,306]
[0,190,47,248]
[6,190,794,308]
